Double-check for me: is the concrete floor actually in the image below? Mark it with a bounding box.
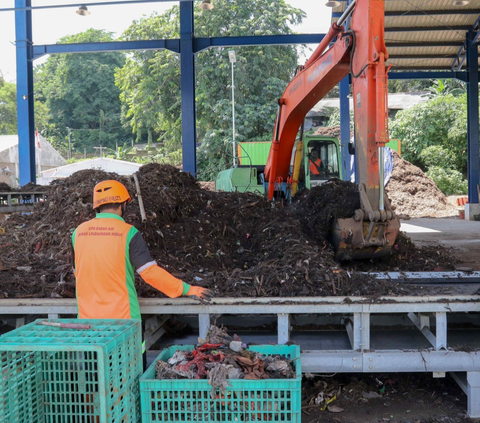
[402,217,480,270]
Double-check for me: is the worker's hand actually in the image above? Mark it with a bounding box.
[186,286,214,302]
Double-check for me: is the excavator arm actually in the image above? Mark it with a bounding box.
[265,0,400,260]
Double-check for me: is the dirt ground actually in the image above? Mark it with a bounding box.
[302,373,474,423]
[403,218,480,271]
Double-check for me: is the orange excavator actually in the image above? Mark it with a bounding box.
[264,0,400,261]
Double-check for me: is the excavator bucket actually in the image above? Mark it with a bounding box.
[331,215,400,261]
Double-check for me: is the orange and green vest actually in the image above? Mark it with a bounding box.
[72,213,189,319]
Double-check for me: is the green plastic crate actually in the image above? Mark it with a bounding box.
[140,344,301,423]
[0,319,142,423]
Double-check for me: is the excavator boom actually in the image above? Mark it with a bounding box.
[265,0,400,260]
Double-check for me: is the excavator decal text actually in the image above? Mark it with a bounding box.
[308,54,333,84]
[288,77,303,96]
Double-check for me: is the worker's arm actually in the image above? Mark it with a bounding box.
[129,230,213,301]
[71,229,77,272]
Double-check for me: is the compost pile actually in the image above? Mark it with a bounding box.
[0,182,11,192]
[313,127,457,218]
[155,325,295,397]
[385,151,457,218]
[0,164,460,299]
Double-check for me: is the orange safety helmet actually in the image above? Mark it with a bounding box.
[93,180,131,210]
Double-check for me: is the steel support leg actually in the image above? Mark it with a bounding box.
[435,312,447,350]
[180,1,197,176]
[15,317,25,328]
[466,30,480,219]
[144,315,170,350]
[468,372,480,417]
[353,312,370,350]
[339,76,353,181]
[15,0,36,185]
[277,313,290,345]
[198,313,210,340]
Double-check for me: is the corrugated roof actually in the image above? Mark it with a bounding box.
[308,92,429,116]
[332,0,480,71]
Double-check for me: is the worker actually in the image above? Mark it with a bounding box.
[71,180,214,321]
[308,150,322,175]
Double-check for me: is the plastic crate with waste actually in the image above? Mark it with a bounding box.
[140,344,301,423]
[0,318,142,423]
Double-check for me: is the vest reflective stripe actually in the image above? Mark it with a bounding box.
[73,214,141,319]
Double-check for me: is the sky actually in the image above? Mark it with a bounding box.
[0,0,333,82]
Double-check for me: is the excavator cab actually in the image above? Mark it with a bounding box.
[305,139,341,187]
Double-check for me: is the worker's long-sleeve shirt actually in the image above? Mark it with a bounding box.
[72,213,190,319]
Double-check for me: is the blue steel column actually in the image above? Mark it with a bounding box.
[339,76,352,181]
[466,29,480,206]
[180,1,197,176]
[15,0,36,185]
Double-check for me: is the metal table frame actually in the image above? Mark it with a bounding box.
[1,295,480,417]
[0,191,47,213]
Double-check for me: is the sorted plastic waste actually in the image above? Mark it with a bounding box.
[154,325,296,398]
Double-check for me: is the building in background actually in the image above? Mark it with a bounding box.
[37,157,141,185]
[0,134,66,187]
[305,91,430,129]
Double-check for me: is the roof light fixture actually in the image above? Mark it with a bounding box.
[76,5,91,16]
[199,0,214,10]
[325,1,341,7]
[453,0,469,5]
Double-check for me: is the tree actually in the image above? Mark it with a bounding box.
[427,79,465,97]
[116,0,305,180]
[389,94,468,195]
[0,78,17,135]
[35,29,130,154]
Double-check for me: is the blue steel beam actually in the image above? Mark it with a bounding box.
[180,1,196,176]
[32,34,326,59]
[452,14,480,69]
[452,41,467,71]
[33,39,181,59]
[466,30,480,204]
[339,76,352,182]
[15,0,36,185]
[388,71,468,82]
[194,34,325,52]
[1,0,191,12]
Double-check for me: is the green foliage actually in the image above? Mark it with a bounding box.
[390,94,468,196]
[426,166,468,196]
[106,143,134,160]
[0,78,17,135]
[418,145,456,170]
[427,79,465,97]
[35,29,130,154]
[326,108,354,127]
[387,77,432,93]
[116,0,305,180]
[197,131,233,181]
[133,147,183,166]
[389,94,467,171]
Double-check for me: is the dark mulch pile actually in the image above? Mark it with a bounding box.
[0,182,11,192]
[0,165,460,300]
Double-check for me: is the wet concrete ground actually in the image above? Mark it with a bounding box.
[402,217,480,270]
